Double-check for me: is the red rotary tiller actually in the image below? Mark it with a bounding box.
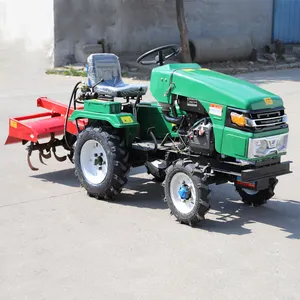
[5,96,87,171]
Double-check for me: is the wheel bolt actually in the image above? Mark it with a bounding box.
[100,153,103,156]
[94,153,98,157]
[99,167,102,170]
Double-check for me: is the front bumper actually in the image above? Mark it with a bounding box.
[247,133,289,159]
[241,160,292,182]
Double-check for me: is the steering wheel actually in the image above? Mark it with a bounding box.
[136,44,182,66]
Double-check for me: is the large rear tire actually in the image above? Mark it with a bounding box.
[74,127,130,200]
[163,160,211,226]
[235,178,278,207]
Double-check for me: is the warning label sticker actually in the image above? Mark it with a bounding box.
[121,116,134,124]
[264,97,273,105]
[209,104,223,117]
[10,120,17,128]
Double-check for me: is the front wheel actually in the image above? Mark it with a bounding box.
[235,178,278,207]
[163,160,211,226]
[74,127,130,200]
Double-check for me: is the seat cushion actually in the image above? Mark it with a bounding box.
[87,53,148,98]
[94,82,148,98]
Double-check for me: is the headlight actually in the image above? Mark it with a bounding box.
[230,112,256,127]
[248,133,288,158]
[230,112,246,127]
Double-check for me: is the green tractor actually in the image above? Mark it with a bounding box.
[6,44,292,226]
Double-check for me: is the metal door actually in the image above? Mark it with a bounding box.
[273,0,300,43]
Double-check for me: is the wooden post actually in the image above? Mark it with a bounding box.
[176,0,192,62]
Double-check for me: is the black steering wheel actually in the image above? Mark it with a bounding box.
[136,44,182,66]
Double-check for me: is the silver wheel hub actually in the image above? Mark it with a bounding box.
[80,140,108,185]
[170,172,196,214]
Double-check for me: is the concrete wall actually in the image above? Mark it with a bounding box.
[0,0,54,68]
[53,0,274,67]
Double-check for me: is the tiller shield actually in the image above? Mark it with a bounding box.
[5,97,86,171]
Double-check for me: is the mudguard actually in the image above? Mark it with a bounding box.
[69,110,139,129]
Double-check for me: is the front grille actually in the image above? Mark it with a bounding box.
[226,107,288,132]
[249,109,286,129]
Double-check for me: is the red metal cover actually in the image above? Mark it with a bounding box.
[5,97,86,145]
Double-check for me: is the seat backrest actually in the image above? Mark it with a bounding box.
[87,53,123,88]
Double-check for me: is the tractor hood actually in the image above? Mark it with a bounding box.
[150,64,283,110]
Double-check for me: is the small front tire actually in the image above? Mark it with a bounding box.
[163,160,211,226]
[235,178,278,207]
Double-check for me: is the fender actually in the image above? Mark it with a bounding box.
[69,110,139,129]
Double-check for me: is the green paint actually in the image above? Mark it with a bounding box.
[69,107,138,146]
[69,110,139,129]
[137,103,180,140]
[222,127,289,160]
[68,62,289,162]
[150,63,288,159]
[69,99,138,130]
[84,99,122,114]
[150,64,283,110]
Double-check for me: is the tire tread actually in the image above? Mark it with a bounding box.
[163,159,211,226]
[75,127,130,200]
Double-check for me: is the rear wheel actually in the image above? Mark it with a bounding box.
[163,160,211,226]
[74,127,130,200]
[145,160,166,182]
[235,178,278,207]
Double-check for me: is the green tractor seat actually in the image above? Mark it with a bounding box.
[87,53,148,98]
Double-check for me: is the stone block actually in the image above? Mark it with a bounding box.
[283,54,297,63]
[257,58,268,63]
[264,53,277,62]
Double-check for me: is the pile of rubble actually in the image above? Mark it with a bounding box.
[200,42,300,75]
[48,42,300,81]
[121,42,300,80]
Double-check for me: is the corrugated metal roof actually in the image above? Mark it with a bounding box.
[273,0,300,43]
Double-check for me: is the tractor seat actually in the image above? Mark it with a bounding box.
[87,53,148,98]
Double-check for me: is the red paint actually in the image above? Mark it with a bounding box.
[5,97,87,145]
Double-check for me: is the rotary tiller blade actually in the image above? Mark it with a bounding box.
[40,149,52,159]
[52,148,67,162]
[27,152,39,171]
[38,151,47,166]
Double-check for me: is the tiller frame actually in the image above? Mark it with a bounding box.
[5,97,86,170]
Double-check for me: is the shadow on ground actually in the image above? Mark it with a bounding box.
[31,168,81,188]
[199,184,300,239]
[31,167,300,239]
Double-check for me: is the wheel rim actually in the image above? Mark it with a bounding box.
[80,140,108,185]
[169,172,196,214]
